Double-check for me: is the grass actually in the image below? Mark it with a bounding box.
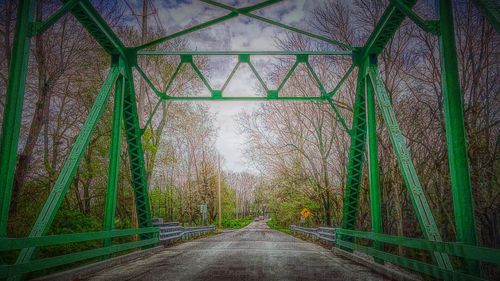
[221,217,254,229]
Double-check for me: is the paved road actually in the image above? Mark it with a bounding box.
[86,221,387,281]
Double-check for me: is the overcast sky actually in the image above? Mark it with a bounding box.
[124,0,328,173]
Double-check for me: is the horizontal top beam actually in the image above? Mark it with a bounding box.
[137,50,353,56]
[163,96,327,101]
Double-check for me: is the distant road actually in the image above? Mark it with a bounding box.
[85,220,387,281]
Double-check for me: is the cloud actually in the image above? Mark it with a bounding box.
[144,0,325,173]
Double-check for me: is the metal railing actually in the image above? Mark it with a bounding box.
[289,225,336,244]
[153,219,216,243]
[0,227,159,279]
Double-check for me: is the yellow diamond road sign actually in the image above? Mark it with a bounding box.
[300,208,311,218]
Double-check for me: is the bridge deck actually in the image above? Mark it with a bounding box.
[83,221,388,281]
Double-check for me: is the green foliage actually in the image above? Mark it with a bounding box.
[49,209,101,235]
[221,182,237,220]
[40,209,102,256]
[222,216,253,229]
[255,179,322,228]
[266,217,292,234]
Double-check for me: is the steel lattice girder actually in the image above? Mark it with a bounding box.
[340,61,367,237]
[122,64,153,233]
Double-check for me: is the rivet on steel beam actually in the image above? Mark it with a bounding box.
[239,54,250,63]
[267,90,278,99]
[212,90,222,98]
[296,54,308,63]
[180,54,193,63]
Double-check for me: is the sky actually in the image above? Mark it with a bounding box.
[124,0,328,173]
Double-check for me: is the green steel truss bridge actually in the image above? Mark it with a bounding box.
[0,0,499,280]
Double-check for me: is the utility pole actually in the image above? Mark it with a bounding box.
[138,0,148,127]
[217,154,222,229]
[235,192,238,220]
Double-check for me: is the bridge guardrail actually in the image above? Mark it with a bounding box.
[289,225,336,244]
[153,220,216,243]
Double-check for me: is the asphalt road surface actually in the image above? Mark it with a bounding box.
[85,220,388,281]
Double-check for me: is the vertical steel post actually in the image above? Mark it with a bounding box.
[340,52,368,245]
[217,153,222,229]
[103,61,125,247]
[122,63,153,235]
[365,56,383,264]
[0,0,35,236]
[437,0,479,274]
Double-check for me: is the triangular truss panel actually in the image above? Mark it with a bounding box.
[222,62,267,97]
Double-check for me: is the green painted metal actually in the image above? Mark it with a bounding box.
[340,63,367,238]
[365,58,383,264]
[163,96,327,101]
[326,99,351,135]
[201,0,352,50]
[391,0,439,34]
[326,64,355,98]
[103,72,125,248]
[66,0,127,56]
[0,237,159,278]
[221,62,241,92]
[437,0,479,275]
[122,65,153,233]
[2,0,498,279]
[163,62,183,94]
[336,240,485,281]
[136,0,282,51]
[8,67,119,281]
[368,66,452,270]
[248,61,269,92]
[336,229,500,265]
[30,0,80,36]
[190,60,214,92]
[137,50,353,56]
[361,0,417,59]
[0,0,35,237]
[149,53,332,101]
[141,100,163,135]
[304,61,326,96]
[134,65,165,99]
[137,0,352,51]
[0,228,158,251]
[276,61,299,93]
[473,0,500,33]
